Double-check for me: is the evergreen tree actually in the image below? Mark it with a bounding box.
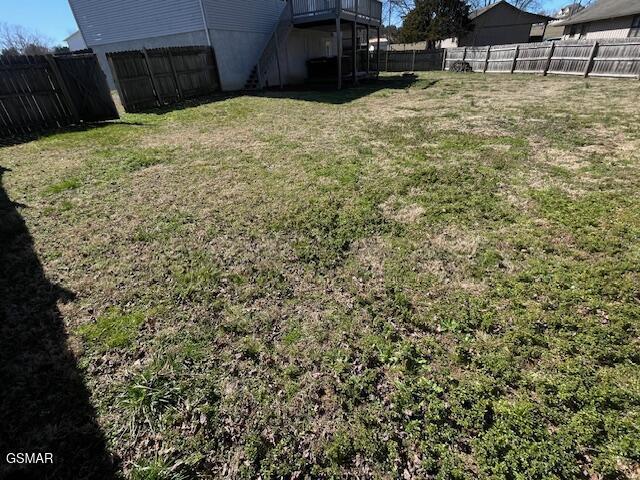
[398,0,472,45]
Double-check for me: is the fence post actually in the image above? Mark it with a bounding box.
[462,46,467,63]
[510,45,519,74]
[385,48,389,72]
[45,55,80,124]
[441,48,447,71]
[584,41,598,78]
[483,46,490,73]
[543,41,555,76]
[411,49,416,71]
[142,48,161,105]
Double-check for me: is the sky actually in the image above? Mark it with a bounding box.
[2,0,575,46]
[2,0,78,45]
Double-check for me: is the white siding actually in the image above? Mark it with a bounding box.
[69,0,204,46]
[66,31,87,51]
[69,0,291,91]
[204,0,285,34]
[204,0,286,90]
[563,16,633,40]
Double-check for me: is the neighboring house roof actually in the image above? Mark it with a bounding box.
[469,0,553,23]
[556,0,640,26]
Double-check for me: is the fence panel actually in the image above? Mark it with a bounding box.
[487,45,518,73]
[548,42,593,75]
[590,41,640,78]
[107,46,220,113]
[386,51,413,71]
[383,49,443,72]
[414,50,444,71]
[443,39,640,79]
[168,47,220,99]
[443,47,465,70]
[514,44,551,73]
[107,51,158,112]
[0,56,72,136]
[55,53,119,122]
[1,53,117,138]
[465,47,490,71]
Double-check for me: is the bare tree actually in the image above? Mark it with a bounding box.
[0,23,52,56]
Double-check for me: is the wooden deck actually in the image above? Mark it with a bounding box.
[291,0,383,27]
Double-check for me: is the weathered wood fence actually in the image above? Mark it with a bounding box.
[443,39,640,79]
[107,46,221,113]
[0,53,118,138]
[381,49,444,72]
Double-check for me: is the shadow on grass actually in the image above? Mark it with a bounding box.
[0,121,146,148]
[251,74,420,104]
[0,166,116,479]
[118,74,420,115]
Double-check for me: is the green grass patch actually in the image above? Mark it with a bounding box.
[77,308,147,352]
[45,177,81,194]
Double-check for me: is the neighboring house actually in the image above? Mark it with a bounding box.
[388,41,428,51]
[65,30,87,51]
[556,0,640,40]
[440,0,552,48]
[68,0,382,91]
[530,3,584,41]
[530,22,565,41]
[369,37,390,51]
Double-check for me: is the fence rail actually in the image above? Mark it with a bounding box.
[0,53,118,138]
[107,46,221,113]
[443,39,640,79]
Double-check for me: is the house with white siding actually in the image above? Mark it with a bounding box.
[556,0,640,40]
[68,0,383,91]
[65,30,87,52]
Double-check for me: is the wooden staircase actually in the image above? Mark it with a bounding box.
[243,1,293,90]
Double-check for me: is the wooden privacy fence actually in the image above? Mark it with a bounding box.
[107,46,221,112]
[443,39,640,79]
[0,53,118,138]
[381,49,444,72]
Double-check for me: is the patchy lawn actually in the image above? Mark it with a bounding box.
[1,72,639,479]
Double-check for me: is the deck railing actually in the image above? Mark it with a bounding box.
[292,0,382,22]
[292,0,336,17]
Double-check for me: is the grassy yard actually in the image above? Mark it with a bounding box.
[1,72,639,479]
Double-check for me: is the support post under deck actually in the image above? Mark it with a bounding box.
[336,0,343,90]
[336,18,342,90]
[377,26,381,73]
[352,22,357,85]
[366,24,370,75]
